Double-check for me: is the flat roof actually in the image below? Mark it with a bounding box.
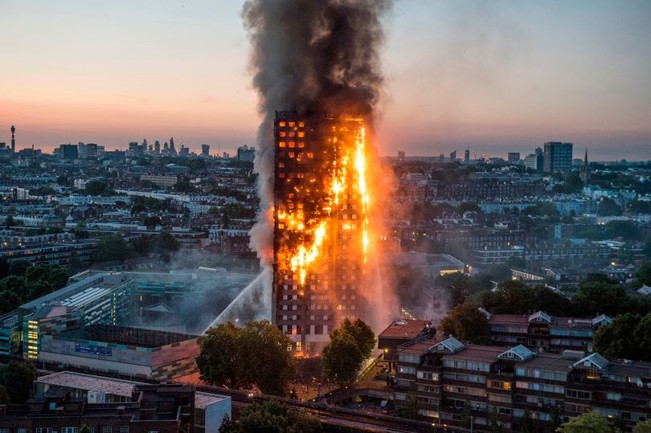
[489,315,528,327]
[518,353,573,373]
[37,371,229,408]
[379,320,431,340]
[38,371,139,397]
[442,345,506,363]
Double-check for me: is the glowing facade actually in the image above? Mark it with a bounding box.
[273,111,369,353]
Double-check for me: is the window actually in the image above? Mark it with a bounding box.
[417,371,439,381]
[566,390,591,400]
[119,427,128,433]
[398,366,416,375]
[63,428,78,433]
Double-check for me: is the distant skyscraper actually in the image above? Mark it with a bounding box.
[169,137,176,155]
[397,149,405,162]
[10,125,15,153]
[464,149,470,164]
[201,144,210,157]
[154,140,161,155]
[237,145,255,163]
[543,142,573,173]
[507,152,520,163]
[449,150,457,161]
[59,144,78,160]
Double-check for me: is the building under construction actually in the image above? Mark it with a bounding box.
[273,111,370,353]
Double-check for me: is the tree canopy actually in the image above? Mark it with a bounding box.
[572,278,630,317]
[439,301,490,343]
[593,312,651,361]
[634,419,651,433]
[0,263,69,315]
[556,411,613,433]
[93,235,132,263]
[0,361,36,403]
[322,331,363,387]
[219,401,321,433]
[482,281,572,316]
[197,321,294,396]
[321,318,376,387]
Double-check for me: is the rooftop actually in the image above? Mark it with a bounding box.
[378,319,432,340]
[38,371,138,397]
[442,345,507,363]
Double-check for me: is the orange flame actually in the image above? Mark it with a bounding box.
[281,118,370,285]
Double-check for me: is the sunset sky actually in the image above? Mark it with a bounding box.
[1,1,650,160]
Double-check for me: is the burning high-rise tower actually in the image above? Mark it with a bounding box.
[243,0,392,352]
[273,112,370,351]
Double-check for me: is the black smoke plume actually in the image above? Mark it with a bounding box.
[243,0,391,275]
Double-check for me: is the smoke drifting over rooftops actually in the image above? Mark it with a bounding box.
[243,0,392,272]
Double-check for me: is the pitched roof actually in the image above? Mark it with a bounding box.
[430,336,465,354]
[528,311,551,324]
[573,353,610,370]
[498,344,535,362]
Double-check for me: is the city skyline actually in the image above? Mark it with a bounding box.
[1,0,650,160]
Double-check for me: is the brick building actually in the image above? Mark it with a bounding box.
[394,336,651,432]
[0,384,194,433]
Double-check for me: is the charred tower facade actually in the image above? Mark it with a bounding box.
[273,111,369,353]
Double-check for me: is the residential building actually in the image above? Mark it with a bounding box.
[394,335,651,432]
[36,371,231,433]
[273,111,368,353]
[0,384,195,433]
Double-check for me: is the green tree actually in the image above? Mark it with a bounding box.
[635,262,651,288]
[634,419,651,433]
[85,180,111,196]
[482,281,572,316]
[26,279,54,301]
[238,321,295,396]
[439,302,490,343]
[26,264,68,290]
[221,400,321,433]
[322,331,363,387]
[0,361,36,403]
[79,426,92,433]
[197,321,294,396]
[634,313,651,361]
[0,290,22,314]
[1,275,27,298]
[597,197,623,216]
[556,411,611,433]
[197,323,242,389]
[572,279,629,317]
[338,318,376,359]
[93,235,131,263]
[593,313,641,360]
